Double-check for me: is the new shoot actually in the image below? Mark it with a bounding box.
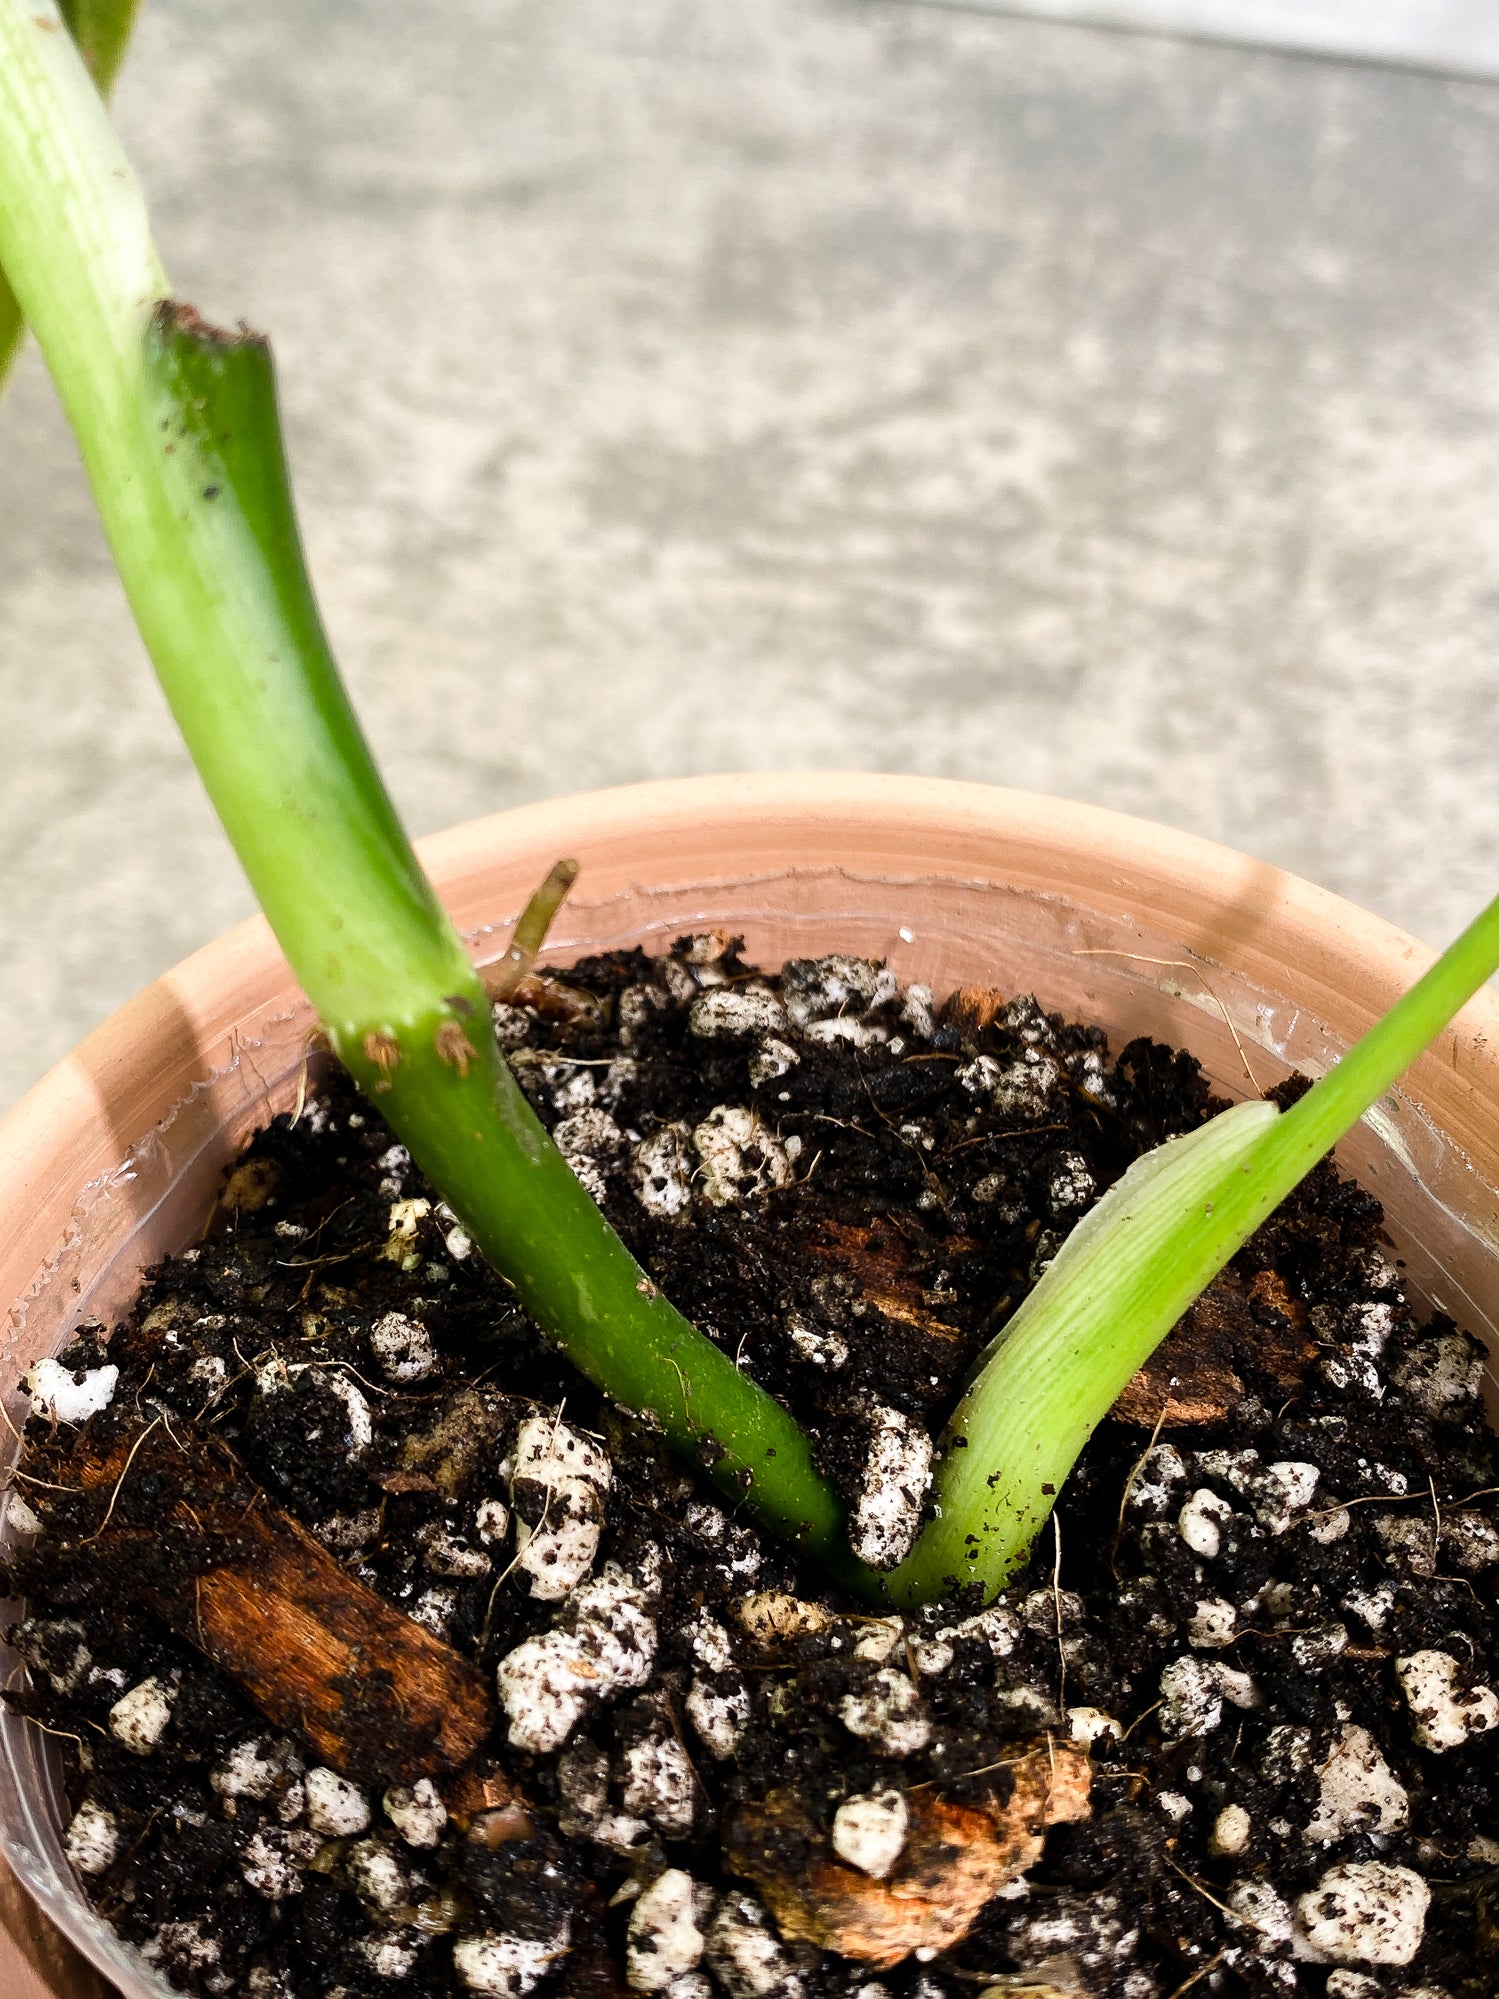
[885,887,1499,1606]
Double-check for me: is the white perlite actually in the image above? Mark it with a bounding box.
[556,1742,651,1854]
[1325,1976,1382,1999]
[685,1612,735,1675]
[804,1015,889,1050]
[1126,1443,1188,1517]
[622,1731,697,1837]
[1396,1648,1499,1752]
[384,1777,447,1848]
[383,1198,431,1270]
[64,1798,119,1875]
[940,1603,1022,1658]
[685,1677,750,1760]
[1159,1657,1222,1740]
[1440,1511,1499,1570]
[626,1869,713,1992]
[786,1317,848,1370]
[325,1371,373,1454]
[839,1667,932,1757]
[749,1038,800,1087]
[1193,1451,1323,1536]
[692,1107,792,1208]
[1391,1331,1483,1418]
[240,1828,313,1902]
[1208,1804,1251,1857]
[108,1676,174,1755]
[142,1921,224,1981]
[1177,1487,1235,1559]
[497,1566,658,1753]
[831,1790,908,1879]
[453,1925,570,1996]
[554,1109,625,1205]
[211,1737,304,1821]
[1291,1623,1349,1672]
[1307,1726,1409,1844]
[852,1616,903,1663]
[370,1312,438,1384]
[359,1930,422,1980]
[848,1405,933,1570]
[1187,1599,1238,1649]
[1227,1879,1295,1949]
[706,1893,805,1999]
[1066,1707,1122,1746]
[780,955,880,1028]
[27,1356,118,1423]
[1158,1657,1260,1738]
[631,1125,695,1221]
[348,1837,409,1913]
[688,990,787,1041]
[510,1414,612,1601]
[475,1498,511,1544]
[1295,1863,1430,1966]
[305,1767,371,1836]
[422,1522,491,1579]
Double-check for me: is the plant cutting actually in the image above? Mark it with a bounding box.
[5,7,1499,1998]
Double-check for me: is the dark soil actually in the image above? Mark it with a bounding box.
[6,937,1499,1999]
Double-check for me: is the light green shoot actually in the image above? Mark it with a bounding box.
[0,0,140,393]
[885,887,1499,1606]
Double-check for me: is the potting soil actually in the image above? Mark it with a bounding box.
[6,938,1499,1999]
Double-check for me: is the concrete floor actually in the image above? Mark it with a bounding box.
[2,0,1499,1115]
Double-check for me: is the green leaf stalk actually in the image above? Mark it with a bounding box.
[0,0,855,1579]
[885,886,1499,1606]
[0,0,140,395]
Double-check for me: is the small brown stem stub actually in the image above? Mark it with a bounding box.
[483,857,580,1001]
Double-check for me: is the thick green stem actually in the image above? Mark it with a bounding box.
[0,0,854,1576]
[0,0,139,394]
[887,889,1499,1607]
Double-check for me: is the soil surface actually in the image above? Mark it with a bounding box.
[6,938,1499,1999]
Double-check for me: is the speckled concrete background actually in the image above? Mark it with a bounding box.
[2,0,1498,1116]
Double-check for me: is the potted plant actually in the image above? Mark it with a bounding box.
[4,8,1499,1998]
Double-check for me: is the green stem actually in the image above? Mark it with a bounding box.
[0,0,139,395]
[887,889,1499,1607]
[0,0,854,1576]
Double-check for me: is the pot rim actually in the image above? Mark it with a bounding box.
[6,774,1498,1221]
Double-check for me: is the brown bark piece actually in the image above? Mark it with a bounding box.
[1245,1269,1318,1391]
[1111,1269,1314,1429]
[725,1738,1090,1969]
[940,986,1008,1041]
[805,1218,968,1351]
[1111,1287,1244,1429]
[29,1422,494,1786]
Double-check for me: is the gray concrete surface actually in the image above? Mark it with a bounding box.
[2,0,1498,1115]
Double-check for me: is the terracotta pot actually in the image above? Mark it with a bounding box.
[2,772,1497,1999]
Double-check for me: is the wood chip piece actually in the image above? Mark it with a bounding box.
[724,1738,1090,1968]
